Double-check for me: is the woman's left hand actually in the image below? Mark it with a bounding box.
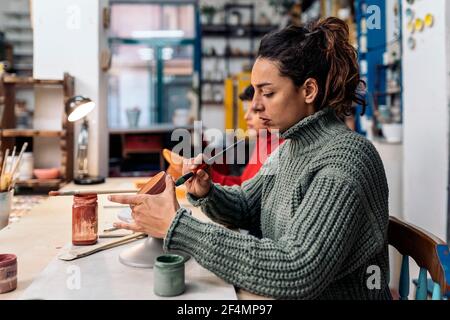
[108,174,180,238]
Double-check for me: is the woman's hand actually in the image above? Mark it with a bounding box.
[183,153,211,198]
[109,174,180,238]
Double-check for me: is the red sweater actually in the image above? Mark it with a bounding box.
[210,134,283,186]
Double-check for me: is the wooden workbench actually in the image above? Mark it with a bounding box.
[0,178,266,300]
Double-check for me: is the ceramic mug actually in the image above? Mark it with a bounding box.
[153,254,185,297]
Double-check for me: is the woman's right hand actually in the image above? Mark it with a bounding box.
[182,153,211,198]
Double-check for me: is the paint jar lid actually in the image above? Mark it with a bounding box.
[73,194,98,205]
[0,254,17,268]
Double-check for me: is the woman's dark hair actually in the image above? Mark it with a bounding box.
[257,17,366,116]
[239,85,255,102]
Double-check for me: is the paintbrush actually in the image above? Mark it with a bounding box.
[49,189,138,196]
[9,142,28,190]
[8,146,16,174]
[175,139,245,186]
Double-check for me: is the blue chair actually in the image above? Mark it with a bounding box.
[388,216,450,300]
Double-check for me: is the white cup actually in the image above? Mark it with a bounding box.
[19,152,33,180]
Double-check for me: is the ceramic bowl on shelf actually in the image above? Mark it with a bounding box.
[33,168,60,180]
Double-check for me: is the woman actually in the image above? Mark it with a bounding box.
[110,17,391,299]
[210,85,283,186]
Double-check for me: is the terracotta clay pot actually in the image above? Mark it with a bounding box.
[162,149,183,180]
[138,171,166,195]
[0,254,17,294]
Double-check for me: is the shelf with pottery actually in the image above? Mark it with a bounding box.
[0,129,65,137]
[0,73,75,190]
[14,178,62,188]
[109,123,195,134]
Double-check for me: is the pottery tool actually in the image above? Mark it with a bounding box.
[174,139,245,186]
[49,189,137,196]
[58,232,146,261]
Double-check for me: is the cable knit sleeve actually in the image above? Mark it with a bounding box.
[185,171,264,230]
[164,169,366,299]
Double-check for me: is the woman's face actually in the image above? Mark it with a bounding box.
[243,101,266,136]
[251,58,316,132]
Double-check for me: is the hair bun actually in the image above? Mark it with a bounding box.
[309,17,350,42]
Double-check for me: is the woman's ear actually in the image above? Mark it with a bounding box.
[302,78,319,105]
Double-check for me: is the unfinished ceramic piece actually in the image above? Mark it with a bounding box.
[162,149,184,180]
[138,171,166,195]
[118,171,189,268]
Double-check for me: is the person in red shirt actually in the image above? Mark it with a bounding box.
[210,85,283,186]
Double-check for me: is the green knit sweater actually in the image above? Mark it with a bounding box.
[164,107,392,300]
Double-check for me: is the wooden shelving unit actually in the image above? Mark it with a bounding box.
[0,72,75,190]
[14,179,62,188]
[0,129,65,137]
[2,75,64,86]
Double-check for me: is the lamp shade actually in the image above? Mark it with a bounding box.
[66,96,96,122]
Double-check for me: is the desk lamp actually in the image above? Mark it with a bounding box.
[66,96,105,185]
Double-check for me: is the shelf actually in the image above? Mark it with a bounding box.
[202,100,224,105]
[202,54,255,59]
[202,80,224,85]
[202,24,277,37]
[374,89,401,96]
[109,123,194,134]
[376,61,401,69]
[2,75,64,86]
[4,11,31,17]
[0,129,65,137]
[15,179,62,188]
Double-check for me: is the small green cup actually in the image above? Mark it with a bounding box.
[153,254,185,297]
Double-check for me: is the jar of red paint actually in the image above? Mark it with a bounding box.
[0,254,17,294]
[72,194,98,245]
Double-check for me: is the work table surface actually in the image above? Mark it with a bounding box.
[0,178,266,300]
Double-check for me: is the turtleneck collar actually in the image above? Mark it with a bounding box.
[280,107,348,147]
